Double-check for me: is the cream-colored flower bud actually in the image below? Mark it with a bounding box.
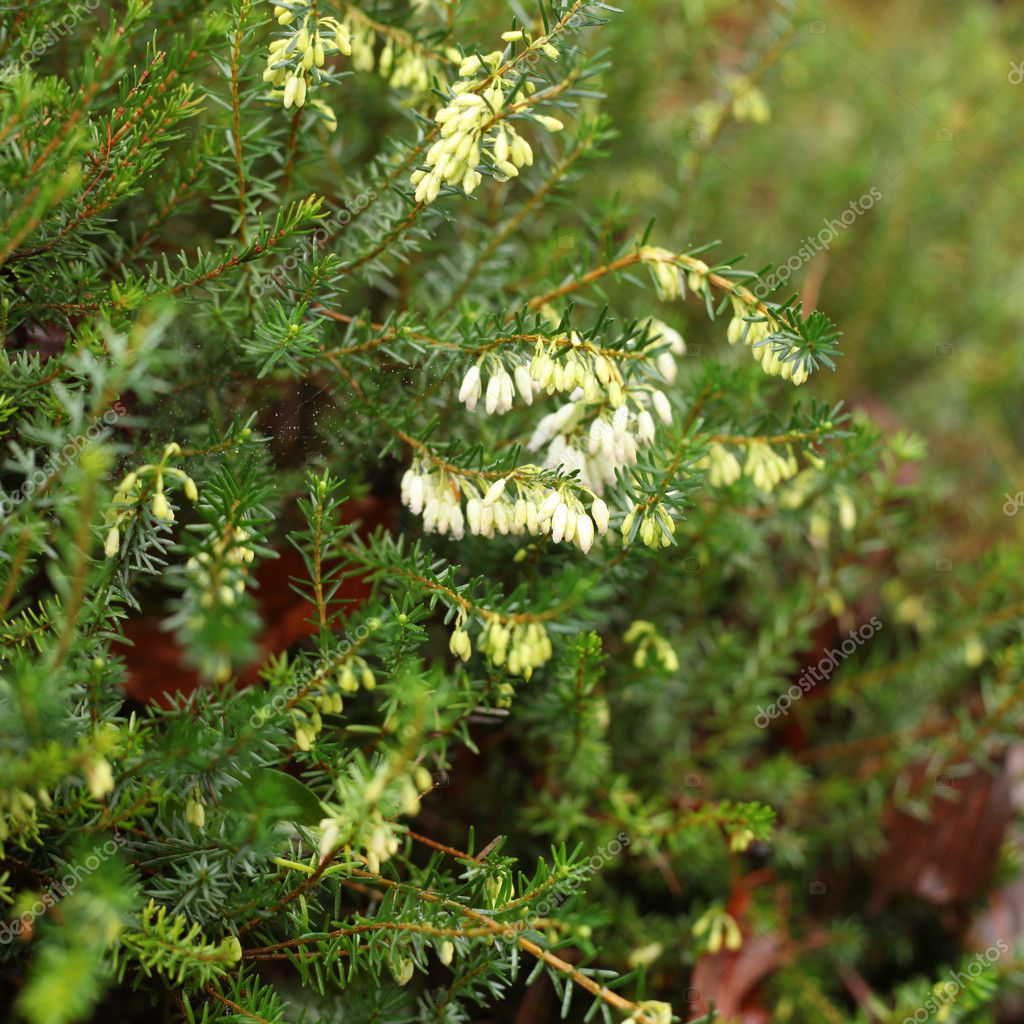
[575,513,595,553]
[485,372,502,414]
[652,390,672,425]
[637,410,656,445]
[185,796,206,828]
[85,758,115,799]
[494,158,519,179]
[151,490,174,523]
[513,498,528,531]
[493,500,510,535]
[508,135,531,168]
[493,128,509,164]
[513,364,534,405]
[655,351,677,384]
[537,490,561,522]
[459,364,482,407]
[550,502,569,543]
[533,114,564,132]
[104,526,120,558]
[482,477,508,507]
[283,73,300,108]
[443,616,468,649]
[116,470,139,495]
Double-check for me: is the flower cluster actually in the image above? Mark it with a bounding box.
[264,1,351,130]
[641,246,686,302]
[103,443,199,558]
[345,11,443,99]
[696,440,798,493]
[726,296,809,385]
[401,459,611,553]
[726,73,771,124]
[640,247,811,386]
[0,785,45,845]
[449,614,543,699]
[317,763,433,873]
[400,460,465,539]
[781,469,858,544]
[292,651,376,751]
[743,440,798,493]
[528,397,667,496]
[529,333,628,407]
[411,34,564,204]
[620,497,677,549]
[692,907,743,954]
[458,332,632,416]
[479,616,552,680]
[458,360,535,414]
[624,620,679,671]
[185,525,255,610]
[698,443,742,487]
[625,1002,674,1024]
[457,321,686,496]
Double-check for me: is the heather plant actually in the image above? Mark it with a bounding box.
[1,2,1022,1023]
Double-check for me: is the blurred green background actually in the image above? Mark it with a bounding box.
[592,0,1024,555]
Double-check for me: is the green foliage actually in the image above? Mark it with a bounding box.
[1,1,1022,1023]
